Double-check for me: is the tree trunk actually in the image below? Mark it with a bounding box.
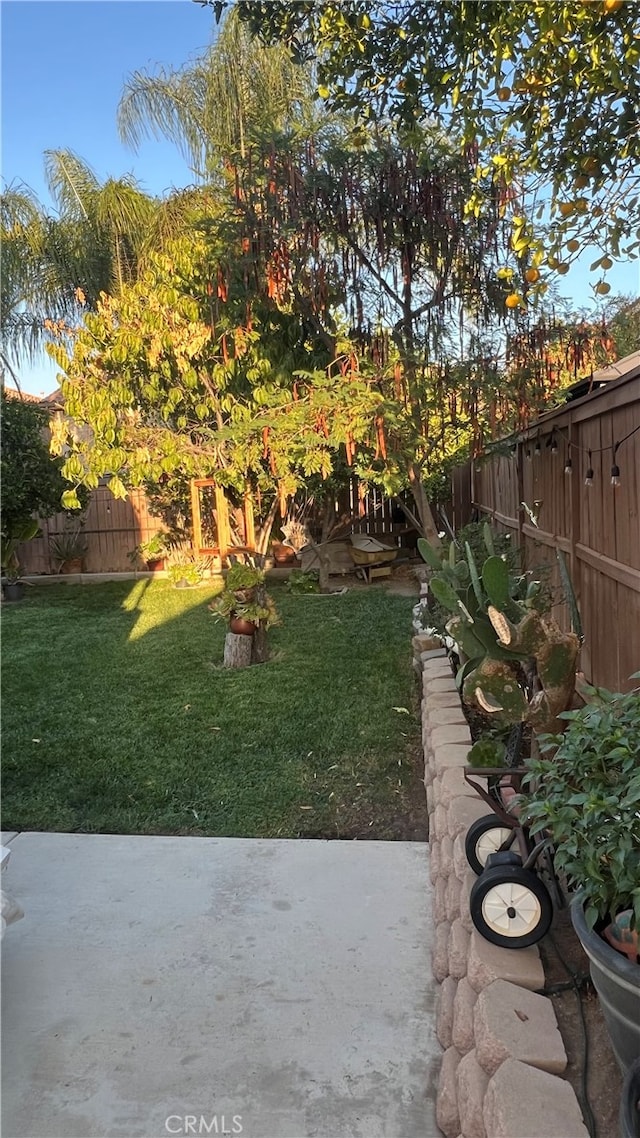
[223,631,253,668]
[408,463,441,545]
[316,498,336,592]
[251,623,269,664]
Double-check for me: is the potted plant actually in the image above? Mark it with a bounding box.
[522,680,640,1071]
[1,518,39,601]
[50,522,89,574]
[209,561,279,635]
[129,532,170,572]
[167,556,206,589]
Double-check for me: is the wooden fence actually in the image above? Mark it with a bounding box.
[19,486,167,575]
[468,369,640,692]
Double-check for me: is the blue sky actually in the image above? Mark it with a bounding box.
[2,0,215,394]
[2,1,639,395]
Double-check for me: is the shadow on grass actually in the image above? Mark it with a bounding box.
[1,580,427,840]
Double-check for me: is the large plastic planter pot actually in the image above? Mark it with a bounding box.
[620,1058,640,1138]
[571,895,640,1073]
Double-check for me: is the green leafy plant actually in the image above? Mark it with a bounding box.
[168,562,201,587]
[129,532,169,565]
[209,561,280,627]
[285,569,319,595]
[522,682,640,931]
[1,518,40,583]
[467,738,507,768]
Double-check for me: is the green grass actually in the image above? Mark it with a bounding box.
[2,580,426,839]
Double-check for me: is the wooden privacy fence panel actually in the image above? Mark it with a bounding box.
[470,372,640,693]
[19,486,167,574]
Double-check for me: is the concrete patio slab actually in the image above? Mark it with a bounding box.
[1,835,440,1138]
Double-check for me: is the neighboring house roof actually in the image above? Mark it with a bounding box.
[565,347,640,401]
[2,387,45,404]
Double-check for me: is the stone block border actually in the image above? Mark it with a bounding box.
[412,636,590,1138]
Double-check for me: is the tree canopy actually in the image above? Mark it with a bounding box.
[0,392,68,534]
[216,0,640,278]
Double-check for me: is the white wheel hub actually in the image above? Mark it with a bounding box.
[481,880,542,936]
[476,827,512,868]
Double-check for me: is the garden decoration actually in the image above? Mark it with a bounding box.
[209,560,279,667]
[272,517,310,566]
[417,526,580,733]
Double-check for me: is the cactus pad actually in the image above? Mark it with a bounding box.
[482,556,511,609]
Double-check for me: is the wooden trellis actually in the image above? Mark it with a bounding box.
[190,479,256,561]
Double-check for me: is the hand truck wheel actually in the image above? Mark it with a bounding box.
[470,863,553,949]
[465,813,516,876]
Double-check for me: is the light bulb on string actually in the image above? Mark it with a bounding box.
[611,441,621,487]
[585,452,594,487]
[564,457,572,476]
[534,436,541,456]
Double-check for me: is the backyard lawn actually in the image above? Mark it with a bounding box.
[2,580,426,839]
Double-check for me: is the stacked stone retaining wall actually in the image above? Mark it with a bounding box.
[413,634,589,1138]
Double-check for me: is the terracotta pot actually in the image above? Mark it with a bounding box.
[146,558,166,573]
[230,614,256,636]
[272,542,297,566]
[61,558,83,574]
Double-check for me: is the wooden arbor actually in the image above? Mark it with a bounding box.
[190,479,256,563]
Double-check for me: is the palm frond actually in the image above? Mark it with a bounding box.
[44,149,100,221]
[118,68,209,175]
[118,7,319,173]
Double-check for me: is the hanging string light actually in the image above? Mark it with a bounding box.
[564,456,572,475]
[585,452,594,487]
[611,441,621,488]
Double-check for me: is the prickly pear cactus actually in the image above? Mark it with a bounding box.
[418,526,580,731]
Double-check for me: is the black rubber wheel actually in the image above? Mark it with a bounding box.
[465,813,515,876]
[469,863,553,949]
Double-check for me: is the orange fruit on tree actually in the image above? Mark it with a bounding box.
[556,263,570,275]
[525,268,541,284]
[497,86,512,101]
[558,201,575,217]
[567,239,580,252]
[604,0,623,11]
[505,293,521,309]
[595,281,611,294]
[601,255,613,269]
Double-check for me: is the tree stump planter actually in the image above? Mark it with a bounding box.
[223,632,254,668]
